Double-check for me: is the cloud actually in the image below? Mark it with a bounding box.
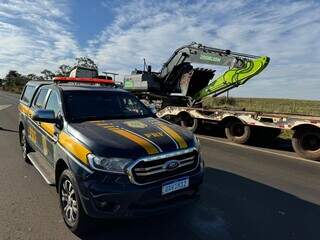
[0,0,81,76]
[0,0,319,99]
[91,0,320,99]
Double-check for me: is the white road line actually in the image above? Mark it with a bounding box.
[0,91,19,102]
[0,104,11,111]
[197,134,320,165]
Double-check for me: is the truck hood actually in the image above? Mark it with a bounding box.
[66,117,195,159]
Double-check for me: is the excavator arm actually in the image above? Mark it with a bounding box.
[157,43,269,103]
[159,43,246,83]
[193,55,269,101]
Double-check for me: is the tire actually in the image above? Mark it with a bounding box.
[292,128,320,161]
[225,119,251,144]
[58,169,91,235]
[20,127,32,163]
[179,113,198,132]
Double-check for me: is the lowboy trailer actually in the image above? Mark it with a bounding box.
[157,106,320,160]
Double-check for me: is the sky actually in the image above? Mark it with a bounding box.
[0,0,319,99]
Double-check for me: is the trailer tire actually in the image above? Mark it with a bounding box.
[178,113,198,132]
[292,128,320,161]
[225,119,251,144]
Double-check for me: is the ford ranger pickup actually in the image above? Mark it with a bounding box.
[18,78,204,233]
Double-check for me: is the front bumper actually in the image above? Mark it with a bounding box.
[77,166,203,218]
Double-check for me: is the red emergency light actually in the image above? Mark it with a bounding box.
[53,77,115,85]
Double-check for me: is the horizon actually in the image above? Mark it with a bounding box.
[0,0,319,100]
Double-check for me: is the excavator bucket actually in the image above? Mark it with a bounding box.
[193,56,270,101]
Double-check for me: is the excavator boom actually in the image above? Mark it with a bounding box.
[193,56,269,101]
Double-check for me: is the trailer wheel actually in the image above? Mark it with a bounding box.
[292,128,320,160]
[225,119,251,144]
[178,113,198,132]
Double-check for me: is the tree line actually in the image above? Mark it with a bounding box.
[0,57,98,93]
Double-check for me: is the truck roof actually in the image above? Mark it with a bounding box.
[25,80,127,93]
[56,84,126,93]
[26,80,52,87]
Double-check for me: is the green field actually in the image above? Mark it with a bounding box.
[203,97,320,116]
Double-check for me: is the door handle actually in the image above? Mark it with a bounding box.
[53,131,59,143]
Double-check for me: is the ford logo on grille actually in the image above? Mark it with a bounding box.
[164,160,180,171]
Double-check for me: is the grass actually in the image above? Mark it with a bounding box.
[203,97,320,116]
[1,85,23,94]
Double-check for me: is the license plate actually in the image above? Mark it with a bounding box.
[162,177,189,195]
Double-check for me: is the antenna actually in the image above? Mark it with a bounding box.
[143,58,147,71]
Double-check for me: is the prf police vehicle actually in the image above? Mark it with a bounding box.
[18,69,203,234]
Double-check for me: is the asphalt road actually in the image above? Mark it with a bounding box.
[1,90,320,240]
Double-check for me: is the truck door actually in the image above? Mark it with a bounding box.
[41,90,62,166]
[28,87,50,155]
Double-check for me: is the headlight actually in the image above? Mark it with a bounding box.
[193,134,200,150]
[87,154,133,174]
[193,135,204,167]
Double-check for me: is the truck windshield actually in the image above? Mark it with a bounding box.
[64,90,153,122]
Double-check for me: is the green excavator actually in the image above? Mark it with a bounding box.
[123,42,269,106]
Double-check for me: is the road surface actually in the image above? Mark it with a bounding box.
[0,90,320,240]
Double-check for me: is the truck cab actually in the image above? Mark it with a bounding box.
[18,79,203,234]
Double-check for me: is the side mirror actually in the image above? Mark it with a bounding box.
[149,105,157,114]
[32,109,57,123]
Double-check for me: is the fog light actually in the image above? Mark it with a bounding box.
[94,199,120,212]
[99,201,109,209]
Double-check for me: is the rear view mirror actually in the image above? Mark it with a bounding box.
[32,109,57,123]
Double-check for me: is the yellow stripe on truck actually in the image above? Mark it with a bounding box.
[18,103,32,116]
[40,122,55,136]
[108,127,159,155]
[58,132,91,165]
[158,125,188,149]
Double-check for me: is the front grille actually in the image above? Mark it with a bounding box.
[129,149,199,184]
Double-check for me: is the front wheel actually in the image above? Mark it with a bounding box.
[20,128,32,163]
[59,169,90,235]
[292,128,320,160]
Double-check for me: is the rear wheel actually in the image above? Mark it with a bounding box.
[59,169,91,235]
[292,128,320,160]
[225,119,251,144]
